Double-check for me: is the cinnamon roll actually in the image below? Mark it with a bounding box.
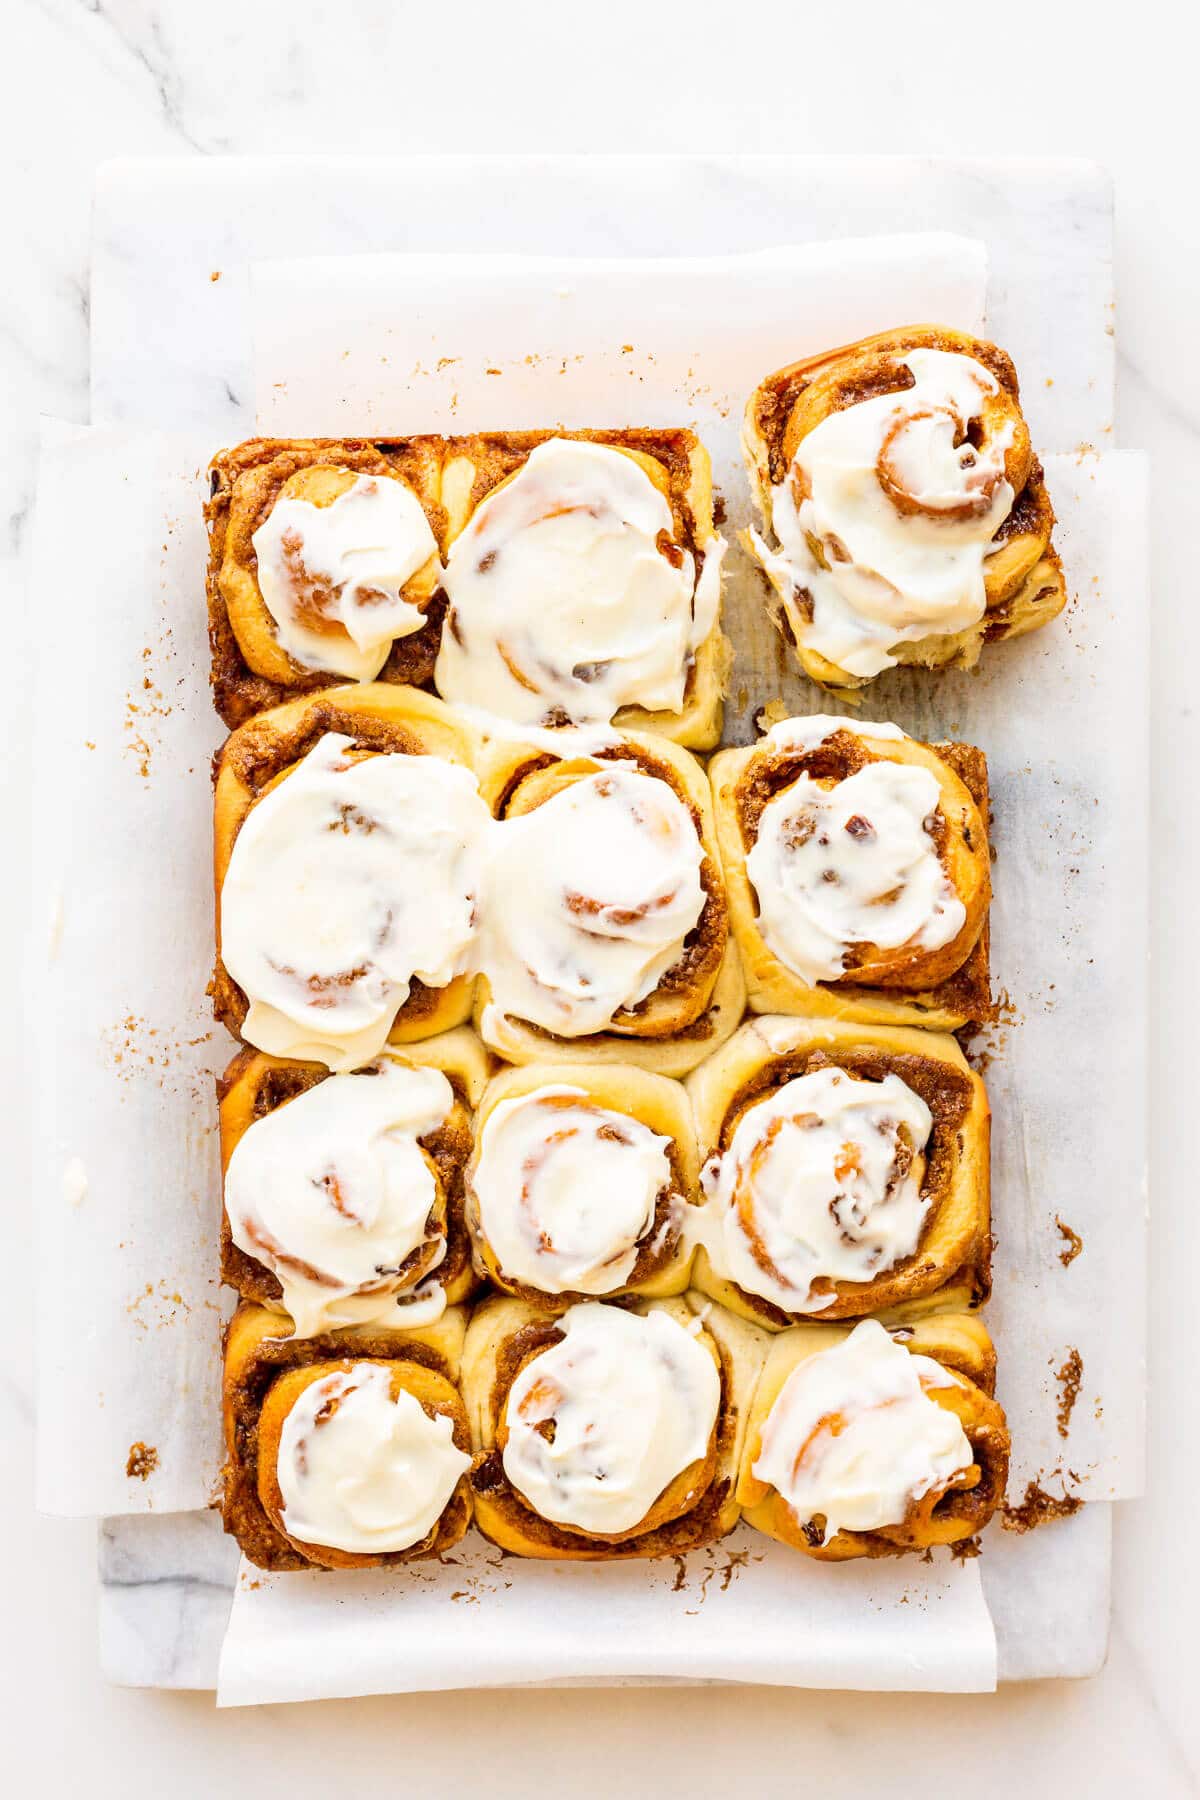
[464,1062,699,1301]
[461,1295,768,1558]
[710,714,990,1029]
[434,429,730,748]
[222,1301,473,1570]
[207,438,448,725]
[685,1015,990,1328]
[213,684,489,1066]
[218,1027,491,1335]
[471,729,744,1075]
[736,1314,1009,1558]
[743,327,1067,693]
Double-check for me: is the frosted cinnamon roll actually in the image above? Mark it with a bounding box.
[434,435,727,743]
[737,1314,1009,1558]
[743,327,1066,693]
[461,1295,768,1558]
[710,715,990,1029]
[472,730,743,1076]
[686,1015,990,1327]
[464,1062,699,1301]
[436,429,729,748]
[208,439,447,724]
[219,1029,490,1335]
[213,685,488,1066]
[222,1301,472,1570]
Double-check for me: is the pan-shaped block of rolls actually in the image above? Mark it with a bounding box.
[464,1061,700,1302]
[735,1313,1010,1558]
[471,727,745,1076]
[212,684,488,1066]
[710,714,990,1030]
[219,1027,491,1337]
[460,1294,768,1559]
[686,1015,990,1329]
[742,326,1067,694]
[222,1302,474,1571]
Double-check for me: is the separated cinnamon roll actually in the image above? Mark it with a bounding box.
[207,438,448,725]
[710,714,990,1029]
[222,1301,473,1570]
[461,1295,768,1558]
[434,429,729,747]
[686,1015,990,1328]
[743,327,1067,693]
[219,1027,490,1335]
[213,685,489,1067]
[736,1314,1009,1558]
[471,729,744,1075]
[464,1062,698,1301]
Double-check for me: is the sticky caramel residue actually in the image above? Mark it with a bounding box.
[1001,1481,1082,1533]
[126,1441,159,1480]
[1055,1216,1084,1267]
[1054,1349,1083,1439]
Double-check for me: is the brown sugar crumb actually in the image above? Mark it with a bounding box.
[1055,1216,1084,1266]
[126,1441,159,1481]
[209,270,221,283]
[949,1535,982,1562]
[1001,1480,1082,1533]
[1054,1348,1084,1438]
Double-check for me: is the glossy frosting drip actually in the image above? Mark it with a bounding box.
[746,757,964,984]
[225,1059,454,1336]
[253,473,440,680]
[435,439,726,725]
[502,1303,720,1533]
[693,1066,933,1312]
[277,1364,469,1554]
[221,733,489,1070]
[753,1318,972,1541]
[471,1085,675,1294]
[477,763,706,1038]
[753,349,1016,676]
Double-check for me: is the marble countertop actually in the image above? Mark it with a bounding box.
[4,2,1194,1794]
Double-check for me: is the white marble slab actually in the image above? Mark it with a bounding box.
[86,153,1121,1693]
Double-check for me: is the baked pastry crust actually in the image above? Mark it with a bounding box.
[710,721,991,1029]
[439,428,730,748]
[742,325,1067,695]
[207,437,449,727]
[735,1311,1009,1558]
[473,728,744,1075]
[218,1026,492,1316]
[464,1060,699,1301]
[686,1014,991,1327]
[221,1301,473,1571]
[461,1293,768,1559]
[212,683,481,1047]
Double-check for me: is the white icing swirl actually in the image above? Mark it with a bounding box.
[253,473,441,680]
[745,759,965,985]
[435,438,726,726]
[221,733,489,1071]
[225,1059,454,1337]
[752,349,1016,677]
[502,1303,720,1534]
[753,1318,971,1541]
[758,714,905,754]
[693,1067,933,1313]
[277,1363,470,1554]
[477,763,706,1038]
[471,1085,676,1294]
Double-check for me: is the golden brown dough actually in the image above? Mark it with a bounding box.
[709,718,991,1029]
[742,325,1067,695]
[685,1015,991,1328]
[736,1312,1009,1558]
[222,1302,473,1571]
